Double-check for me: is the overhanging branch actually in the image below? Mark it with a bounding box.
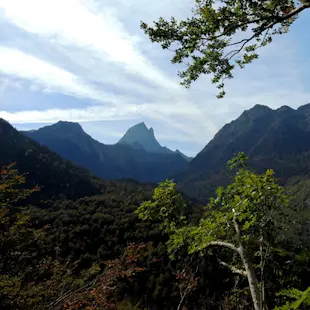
[260,2,310,33]
[222,2,309,60]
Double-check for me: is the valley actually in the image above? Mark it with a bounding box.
[1,103,310,309]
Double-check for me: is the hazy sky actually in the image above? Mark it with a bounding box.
[0,0,309,156]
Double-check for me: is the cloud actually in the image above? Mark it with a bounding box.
[0,105,138,123]
[0,46,130,104]
[0,0,214,142]
[0,98,213,145]
[0,0,181,91]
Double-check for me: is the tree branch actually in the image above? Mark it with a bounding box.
[218,259,247,276]
[206,241,240,254]
[47,272,104,309]
[222,3,309,60]
[206,2,309,43]
[260,2,310,33]
[225,36,255,60]
[209,18,264,40]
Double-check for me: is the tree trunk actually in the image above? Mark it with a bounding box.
[233,214,262,310]
[239,244,262,310]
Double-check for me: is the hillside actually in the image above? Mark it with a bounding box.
[177,103,310,200]
[22,121,188,183]
[0,119,103,201]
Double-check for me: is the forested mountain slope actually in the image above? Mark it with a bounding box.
[0,119,104,201]
[177,103,310,200]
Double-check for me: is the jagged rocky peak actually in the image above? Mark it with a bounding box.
[118,122,192,160]
[118,122,162,153]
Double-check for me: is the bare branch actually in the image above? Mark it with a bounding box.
[47,276,100,309]
[218,259,247,276]
[225,36,255,60]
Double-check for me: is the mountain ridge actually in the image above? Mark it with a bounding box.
[21,121,189,183]
[176,103,310,201]
[0,118,104,201]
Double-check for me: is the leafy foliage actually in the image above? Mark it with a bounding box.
[274,287,310,310]
[141,0,310,97]
[137,153,303,309]
[0,163,46,309]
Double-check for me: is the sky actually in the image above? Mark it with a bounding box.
[0,0,309,157]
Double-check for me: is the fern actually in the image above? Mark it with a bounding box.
[274,287,310,310]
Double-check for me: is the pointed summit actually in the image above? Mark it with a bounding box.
[118,122,163,153]
[131,122,148,130]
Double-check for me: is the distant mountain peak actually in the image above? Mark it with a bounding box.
[252,104,270,110]
[129,122,147,131]
[249,104,271,114]
[21,121,92,154]
[277,105,292,111]
[33,121,87,138]
[118,122,192,161]
[54,121,83,131]
[118,122,162,153]
[276,105,294,115]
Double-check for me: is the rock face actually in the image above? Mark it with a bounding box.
[118,122,163,153]
[176,103,310,201]
[118,122,192,161]
[22,121,189,183]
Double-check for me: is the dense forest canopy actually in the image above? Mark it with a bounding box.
[1,151,310,309]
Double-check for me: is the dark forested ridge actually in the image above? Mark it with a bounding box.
[22,121,188,183]
[0,119,104,201]
[176,103,310,201]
